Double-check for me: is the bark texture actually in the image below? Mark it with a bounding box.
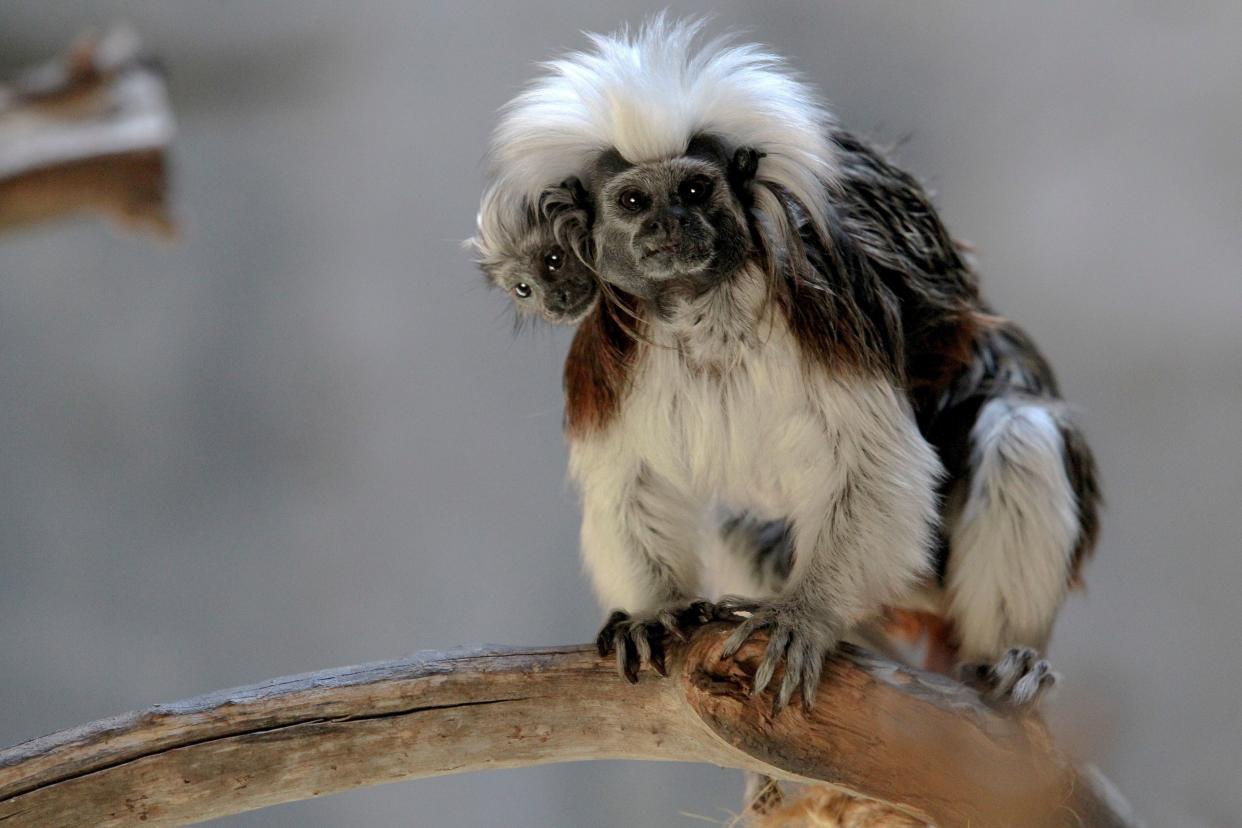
[0,626,1138,828]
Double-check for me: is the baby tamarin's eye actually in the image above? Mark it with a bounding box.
[543,247,564,272]
[513,283,532,298]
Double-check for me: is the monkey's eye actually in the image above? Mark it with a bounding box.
[543,247,564,272]
[513,283,532,299]
[679,175,713,205]
[618,188,650,212]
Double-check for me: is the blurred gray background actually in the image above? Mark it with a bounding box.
[1,2,1239,826]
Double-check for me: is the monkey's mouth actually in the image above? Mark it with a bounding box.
[543,292,597,325]
[642,242,680,258]
[637,241,712,276]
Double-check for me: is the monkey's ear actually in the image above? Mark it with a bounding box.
[541,176,594,223]
[728,147,765,188]
[561,176,591,209]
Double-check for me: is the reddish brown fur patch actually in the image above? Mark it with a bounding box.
[765,189,904,382]
[747,785,929,827]
[563,294,642,437]
[907,306,991,399]
[881,608,959,674]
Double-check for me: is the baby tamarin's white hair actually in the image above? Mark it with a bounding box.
[467,180,526,268]
[485,14,839,241]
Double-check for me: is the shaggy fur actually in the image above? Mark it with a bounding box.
[492,25,948,706]
[485,14,839,255]
[744,786,929,828]
[475,16,1102,821]
[480,14,1100,712]
[468,181,598,325]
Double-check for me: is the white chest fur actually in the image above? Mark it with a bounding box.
[623,312,827,515]
[573,268,891,521]
[568,268,941,618]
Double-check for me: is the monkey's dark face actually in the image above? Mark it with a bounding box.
[593,156,750,298]
[483,222,598,325]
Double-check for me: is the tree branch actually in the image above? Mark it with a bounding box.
[0,625,1137,827]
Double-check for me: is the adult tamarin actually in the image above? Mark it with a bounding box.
[480,17,1099,712]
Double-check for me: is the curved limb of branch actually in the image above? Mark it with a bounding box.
[0,625,1138,828]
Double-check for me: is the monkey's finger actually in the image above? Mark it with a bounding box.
[1010,661,1056,710]
[633,624,653,668]
[613,629,638,684]
[622,633,641,685]
[774,638,808,713]
[648,635,668,677]
[990,647,1036,699]
[656,609,690,642]
[800,652,824,714]
[716,594,760,617]
[597,610,629,657]
[721,616,763,658]
[752,625,791,697]
[625,633,643,684]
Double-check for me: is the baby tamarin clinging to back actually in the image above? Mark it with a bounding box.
[479,18,1099,712]
[471,180,598,326]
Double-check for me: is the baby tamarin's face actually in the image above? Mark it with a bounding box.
[479,217,598,326]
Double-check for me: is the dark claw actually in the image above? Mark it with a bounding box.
[620,632,640,684]
[597,609,630,657]
[648,636,667,677]
[595,600,722,684]
[752,626,790,696]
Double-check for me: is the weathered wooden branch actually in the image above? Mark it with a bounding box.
[0,26,175,237]
[0,625,1138,827]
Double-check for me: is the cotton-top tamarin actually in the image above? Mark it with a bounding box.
[478,16,1099,714]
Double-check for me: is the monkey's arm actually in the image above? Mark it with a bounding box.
[572,440,714,682]
[724,378,942,712]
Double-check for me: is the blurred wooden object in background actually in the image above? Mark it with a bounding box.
[0,26,175,238]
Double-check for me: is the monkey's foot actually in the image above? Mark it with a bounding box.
[718,596,840,714]
[595,600,723,684]
[958,647,1057,713]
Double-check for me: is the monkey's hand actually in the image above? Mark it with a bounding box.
[719,595,842,714]
[958,647,1058,714]
[596,600,726,684]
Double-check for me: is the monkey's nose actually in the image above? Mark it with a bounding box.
[647,208,688,236]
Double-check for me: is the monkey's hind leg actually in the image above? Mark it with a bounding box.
[945,397,1086,703]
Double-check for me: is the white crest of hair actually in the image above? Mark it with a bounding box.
[466,179,529,265]
[945,398,1081,661]
[486,14,839,242]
